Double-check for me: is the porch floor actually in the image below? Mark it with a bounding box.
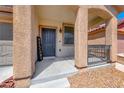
[0,65,13,83]
[68,63,124,88]
[30,57,78,88]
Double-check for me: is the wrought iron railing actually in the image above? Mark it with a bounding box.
[88,45,111,65]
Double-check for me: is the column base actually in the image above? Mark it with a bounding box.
[14,78,31,88]
[75,65,87,69]
[107,60,117,63]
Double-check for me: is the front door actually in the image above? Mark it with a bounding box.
[42,28,56,57]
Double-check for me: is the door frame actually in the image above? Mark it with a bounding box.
[39,25,57,57]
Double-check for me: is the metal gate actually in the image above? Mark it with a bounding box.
[88,45,111,66]
[0,41,13,66]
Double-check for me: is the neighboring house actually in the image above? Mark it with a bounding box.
[118,21,124,53]
[0,5,124,87]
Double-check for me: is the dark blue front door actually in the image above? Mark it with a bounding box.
[42,28,56,57]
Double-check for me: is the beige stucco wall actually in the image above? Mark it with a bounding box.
[13,6,32,87]
[37,6,77,57]
[31,6,39,74]
[88,30,106,45]
[39,20,74,57]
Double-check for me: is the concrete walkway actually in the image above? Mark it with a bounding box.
[0,65,13,83]
[30,57,78,88]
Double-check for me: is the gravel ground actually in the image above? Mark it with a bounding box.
[68,65,124,88]
[0,76,15,88]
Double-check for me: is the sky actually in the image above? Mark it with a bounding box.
[117,12,124,20]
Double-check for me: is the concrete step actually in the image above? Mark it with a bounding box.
[32,71,76,83]
[30,71,77,88]
[115,63,124,72]
[30,78,70,88]
[30,58,77,88]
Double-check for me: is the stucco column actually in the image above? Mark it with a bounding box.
[13,6,32,88]
[106,17,117,62]
[75,7,88,68]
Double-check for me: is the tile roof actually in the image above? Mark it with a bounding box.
[89,20,124,33]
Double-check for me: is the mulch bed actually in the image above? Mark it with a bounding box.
[0,76,15,88]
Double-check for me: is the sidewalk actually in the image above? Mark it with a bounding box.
[0,66,13,83]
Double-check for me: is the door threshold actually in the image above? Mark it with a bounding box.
[43,56,56,60]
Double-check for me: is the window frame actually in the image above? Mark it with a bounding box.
[62,23,74,46]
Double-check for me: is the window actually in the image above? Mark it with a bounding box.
[0,23,13,40]
[63,24,74,45]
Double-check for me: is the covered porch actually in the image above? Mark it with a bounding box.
[13,5,117,87]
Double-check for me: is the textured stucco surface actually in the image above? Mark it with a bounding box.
[106,17,117,62]
[13,6,33,87]
[88,30,105,45]
[75,7,88,68]
[31,6,39,75]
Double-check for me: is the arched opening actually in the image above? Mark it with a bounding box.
[88,8,114,66]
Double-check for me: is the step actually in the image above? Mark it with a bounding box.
[30,78,70,88]
[115,63,124,72]
[30,71,77,88]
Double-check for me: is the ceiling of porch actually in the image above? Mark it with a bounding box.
[35,5,106,28]
[35,5,78,24]
[35,5,124,29]
[36,5,103,27]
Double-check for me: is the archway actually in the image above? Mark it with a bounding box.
[88,8,112,66]
[75,6,117,68]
